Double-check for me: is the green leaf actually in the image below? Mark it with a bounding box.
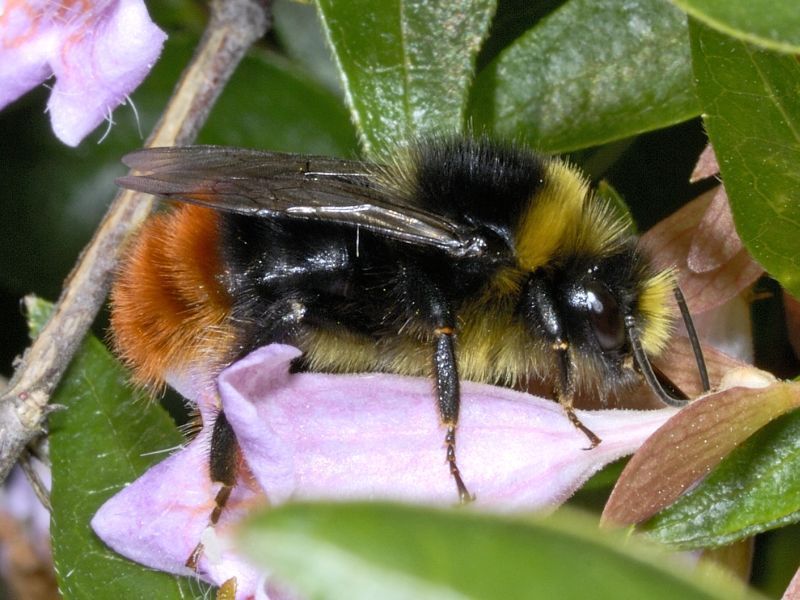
[238,502,760,600]
[272,0,343,93]
[643,409,800,549]
[474,0,563,71]
[690,21,800,298]
[25,295,54,337]
[199,47,358,156]
[314,0,497,158]
[25,298,206,598]
[603,382,800,527]
[752,522,800,597]
[469,0,700,153]
[669,0,800,54]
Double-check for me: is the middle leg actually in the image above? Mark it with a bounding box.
[394,263,472,502]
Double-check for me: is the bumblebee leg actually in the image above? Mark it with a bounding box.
[434,327,473,503]
[554,342,601,449]
[186,410,240,570]
[394,263,472,502]
[526,276,601,449]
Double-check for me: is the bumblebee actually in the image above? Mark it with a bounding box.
[112,136,708,512]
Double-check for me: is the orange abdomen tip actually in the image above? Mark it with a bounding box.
[110,204,235,389]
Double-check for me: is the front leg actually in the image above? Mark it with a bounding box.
[524,275,601,449]
[554,343,601,449]
[186,409,240,570]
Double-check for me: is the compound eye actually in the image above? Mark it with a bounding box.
[585,281,625,352]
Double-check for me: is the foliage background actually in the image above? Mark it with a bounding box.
[1,0,799,598]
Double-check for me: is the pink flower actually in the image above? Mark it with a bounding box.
[93,344,676,599]
[0,0,166,146]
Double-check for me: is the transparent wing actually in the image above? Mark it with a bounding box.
[118,146,491,258]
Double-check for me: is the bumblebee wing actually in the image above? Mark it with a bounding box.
[118,146,488,258]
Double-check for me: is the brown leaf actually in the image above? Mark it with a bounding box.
[653,335,747,398]
[641,188,763,314]
[575,335,749,412]
[700,538,754,584]
[690,144,719,183]
[601,379,799,527]
[783,566,800,600]
[687,188,741,273]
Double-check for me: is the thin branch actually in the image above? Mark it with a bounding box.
[18,450,51,513]
[0,0,272,484]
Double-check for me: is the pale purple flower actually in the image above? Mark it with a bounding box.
[0,0,166,146]
[93,344,676,599]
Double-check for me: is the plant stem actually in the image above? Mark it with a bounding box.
[0,0,272,484]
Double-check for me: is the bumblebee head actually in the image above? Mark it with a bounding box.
[520,245,706,404]
[511,157,708,404]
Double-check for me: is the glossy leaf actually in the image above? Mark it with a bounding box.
[26,298,206,599]
[691,22,800,298]
[602,381,800,526]
[473,0,562,71]
[272,0,342,93]
[315,0,496,157]
[199,47,358,156]
[238,502,759,600]
[670,0,800,54]
[643,409,800,549]
[469,0,699,153]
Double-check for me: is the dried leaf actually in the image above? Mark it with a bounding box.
[641,189,763,314]
[601,379,797,527]
[690,144,719,183]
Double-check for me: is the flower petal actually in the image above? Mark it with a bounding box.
[47,0,166,145]
[95,344,678,598]
[0,38,54,108]
[0,0,165,145]
[0,1,56,107]
[91,426,269,598]
[220,344,676,510]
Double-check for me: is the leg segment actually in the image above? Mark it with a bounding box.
[554,343,600,449]
[524,275,601,449]
[208,410,240,524]
[435,327,472,503]
[187,409,241,570]
[394,263,472,502]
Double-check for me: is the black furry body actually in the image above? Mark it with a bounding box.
[115,136,682,502]
[219,140,541,352]
[214,138,647,401]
